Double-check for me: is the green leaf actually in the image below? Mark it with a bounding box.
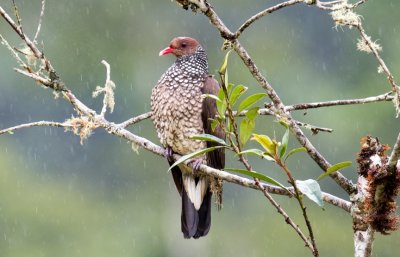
[239,118,255,145]
[279,128,290,159]
[167,146,226,172]
[211,119,220,132]
[238,148,264,157]
[296,179,324,208]
[202,94,221,102]
[284,147,306,162]
[229,84,247,106]
[317,161,352,181]
[227,83,234,95]
[245,107,259,121]
[237,93,267,113]
[225,168,288,191]
[190,133,227,146]
[219,50,232,75]
[251,134,276,155]
[216,88,227,118]
[238,149,275,162]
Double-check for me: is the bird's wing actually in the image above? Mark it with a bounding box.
[201,75,225,169]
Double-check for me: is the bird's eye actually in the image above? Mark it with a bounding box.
[181,42,187,48]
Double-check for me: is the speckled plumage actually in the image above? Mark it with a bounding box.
[151,37,224,239]
[151,46,208,155]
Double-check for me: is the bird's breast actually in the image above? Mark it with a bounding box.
[151,79,206,155]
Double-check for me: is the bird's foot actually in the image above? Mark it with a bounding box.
[164,147,174,162]
[188,157,205,175]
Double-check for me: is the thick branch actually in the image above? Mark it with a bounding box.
[388,132,400,174]
[233,39,355,193]
[0,116,351,213]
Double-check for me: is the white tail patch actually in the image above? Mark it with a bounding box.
[183,175,208,210]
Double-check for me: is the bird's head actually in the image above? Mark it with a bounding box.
[159,37,200,58]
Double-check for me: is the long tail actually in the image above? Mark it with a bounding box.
[170,164,211,239]
[181,182,212,239]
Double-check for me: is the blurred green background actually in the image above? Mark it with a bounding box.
[1,0,399,256]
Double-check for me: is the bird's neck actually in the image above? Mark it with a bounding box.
[175,47,209,77]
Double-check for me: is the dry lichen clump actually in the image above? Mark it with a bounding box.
[357,136,400,234]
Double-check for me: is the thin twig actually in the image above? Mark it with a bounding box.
[294,120,333,133]
[119,112,152,128]
[0,34,28,69]
[0,121,72,135]
[12,0,22,28]
[278,160,319,256]
[98,60,114,117]
[0,5,52,71]
[352,0,368,8]
[235,0,304,38]
[118,90,393,129]
[356,24,400,114]
[286,92,393,111]
[33,0,46,43]
[256,182,315,253]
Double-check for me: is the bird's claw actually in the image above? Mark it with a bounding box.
[188,157,204,175]
[165,147,174,162]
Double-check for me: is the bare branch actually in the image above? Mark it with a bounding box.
[0,116,351,213]
[294,120,333,133]
[286,92,393,111]
[356,24,400,116]
[119,112,152,128]
[119,90,393,130]
[0,5,53,72]
[0,121,71,135]
[33,0,46,43]
[235,0,304,38]
[322,191,351,212]
[256,182,315,253]
[388,132,400,174]
[0,34,28,69]
[92,60,116,117]
[352,0,369,8]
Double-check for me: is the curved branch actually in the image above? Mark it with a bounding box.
[0,121,71,135]
[235,0,304,38]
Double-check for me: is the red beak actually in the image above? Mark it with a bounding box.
[159,46,174,56]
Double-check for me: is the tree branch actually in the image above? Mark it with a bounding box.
[235,0,304,38]
[0,117,352,213]
[388,132,400,174]
[0,121,72,135]
[356,24,400,115]
[174,0,356,194]
[285,92,393,111]
[33,0,46,43]
[0,5,53,72]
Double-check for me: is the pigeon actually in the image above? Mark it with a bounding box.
[151,37,225,238]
